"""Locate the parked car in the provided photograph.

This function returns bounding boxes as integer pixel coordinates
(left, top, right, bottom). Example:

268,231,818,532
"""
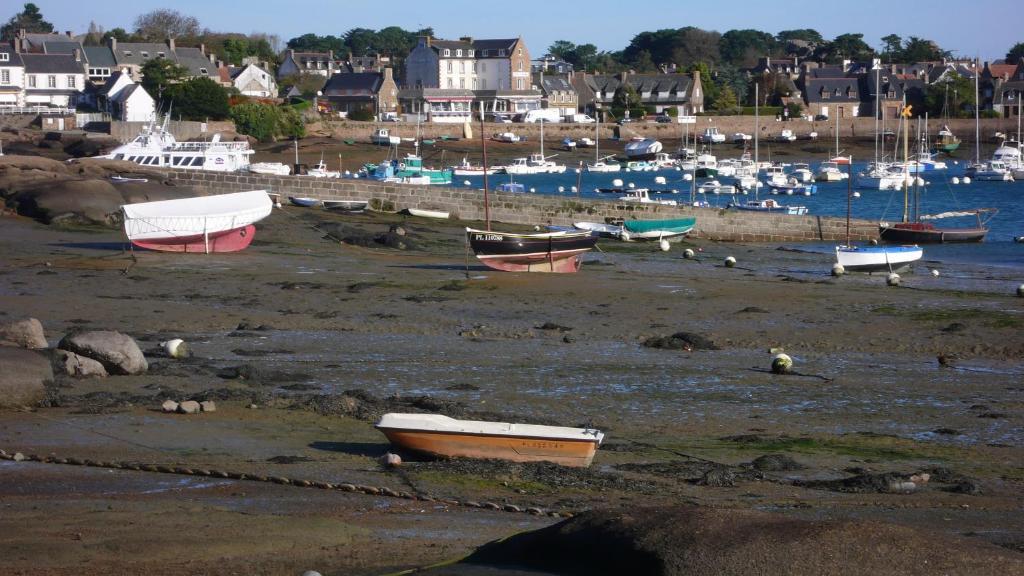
521,109,563,123
616,117,634,125
655,115,673,123
565,113,596,123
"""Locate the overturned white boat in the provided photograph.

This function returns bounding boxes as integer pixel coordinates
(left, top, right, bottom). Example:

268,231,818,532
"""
121,190,273,253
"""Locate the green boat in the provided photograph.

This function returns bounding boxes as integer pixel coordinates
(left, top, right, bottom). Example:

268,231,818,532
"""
365,154,453,185
934,126,961,153
621,217,696,241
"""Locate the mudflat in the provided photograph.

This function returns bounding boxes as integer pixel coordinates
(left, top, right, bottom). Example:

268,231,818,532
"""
0,203,1022,575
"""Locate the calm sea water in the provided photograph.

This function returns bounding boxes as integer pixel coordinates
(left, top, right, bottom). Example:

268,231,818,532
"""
453,160,1023,270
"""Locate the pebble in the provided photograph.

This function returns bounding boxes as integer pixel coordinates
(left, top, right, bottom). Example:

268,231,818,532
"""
382,452,402,467
302,571,323,576
199,400,217,413
13,452,25,462
177,400,201,414
161,400,179,413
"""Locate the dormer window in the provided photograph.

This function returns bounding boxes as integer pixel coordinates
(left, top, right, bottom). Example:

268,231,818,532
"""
0,53,8,62
157,52,165,58
498,49,506,57
200,67,208,75
482,49,489,57
124,50,132,56
468,49,474,57
456,49,462,57
141,51,149,58
443,49,450,57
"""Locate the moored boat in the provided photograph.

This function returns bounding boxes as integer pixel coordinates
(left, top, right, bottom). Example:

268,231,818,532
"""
728,198,807,215
323,199,369,212
248,162,291,176
466,227,597,273
121,190,272,253
620,217,696,241
835,244,922,272
375,413,604,467
289,196,320,207
405,208,450,219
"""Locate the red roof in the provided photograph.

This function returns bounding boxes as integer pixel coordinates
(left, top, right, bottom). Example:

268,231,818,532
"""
988,64,1016,79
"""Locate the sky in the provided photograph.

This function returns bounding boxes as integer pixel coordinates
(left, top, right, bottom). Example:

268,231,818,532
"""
15,0,1020,61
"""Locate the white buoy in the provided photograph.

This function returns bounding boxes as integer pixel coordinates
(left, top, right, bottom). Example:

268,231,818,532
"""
161,338,191,359
887,273,901,286
831,263,845,276
963,176,971,184
915,177,925,186
463,180,471,186
529,187,536,193
1016,284,1024,297
853,191,861,198
625,167,632,172
628,182,636,189
574,168,581,174
724,256,736,268
655,176,666,185
683,248,695,259
771,353,793,374
659,239,670,252
344,170,351,176
570,186,578,193
612,178,623,187
953,160,959,165
931,269,940,277
353,173,360,179
951,177,960,184
683,174,693,181
804,190,811,196
675,166,682,171
742,190,748,195
558,186,565,193
302,571,323,576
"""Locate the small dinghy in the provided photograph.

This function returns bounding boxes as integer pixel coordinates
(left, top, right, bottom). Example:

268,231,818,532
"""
323,199,369,212
289,196,321,207
121,190,272,253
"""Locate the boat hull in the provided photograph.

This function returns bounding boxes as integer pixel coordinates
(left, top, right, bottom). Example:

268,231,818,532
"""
131,225,257,253
879,223,987,244
835,245,922,272
467,228,597,273
289,197,321,207
378,428,600,467
323,200,368,212
622,217,696,240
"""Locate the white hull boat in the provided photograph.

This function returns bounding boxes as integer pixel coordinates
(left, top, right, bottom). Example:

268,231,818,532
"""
121,190,272,253
835,244,922,273
248,162,291,176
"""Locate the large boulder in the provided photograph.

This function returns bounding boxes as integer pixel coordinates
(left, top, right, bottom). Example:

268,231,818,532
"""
58,330,147,375
467,506,1024,576
0,317,48,349
0,347,52,408
12,179,124,226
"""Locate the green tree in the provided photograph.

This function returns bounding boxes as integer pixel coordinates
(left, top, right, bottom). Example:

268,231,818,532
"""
167,77,229,121
549,40,575,59
230,101,278,141
924,72,975,118
901,37,945,62
1007,42,1024,63
286,33,345,54
719,29,777,67
343,28,377,55
221,37,250,65
140,58,189,100
713,84,739,112
818,33,876,64
777,29,824,45
611,83,644,118
630,49,657,72
881,34,902,62
102,27,131,44
670,27,721,68
1,3,54,41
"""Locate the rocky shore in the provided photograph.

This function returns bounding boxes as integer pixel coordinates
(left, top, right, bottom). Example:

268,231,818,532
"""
1,141,1023,574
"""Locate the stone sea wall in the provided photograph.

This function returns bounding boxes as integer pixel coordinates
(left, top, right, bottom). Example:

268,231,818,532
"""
163,169,878,243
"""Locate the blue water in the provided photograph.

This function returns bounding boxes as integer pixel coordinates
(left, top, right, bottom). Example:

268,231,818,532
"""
453,160,1023,268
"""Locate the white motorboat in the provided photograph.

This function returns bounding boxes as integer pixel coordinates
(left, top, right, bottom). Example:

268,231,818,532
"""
100,116,253,172
836,244,922,273
307,160,341,178
729,198,807,215
697,180,738,195
966,161,1015,181
452,157,502,176
816,161,847,182
371,128,401,146
790,163,814,183
248,162,291,176
624,137,663,159
587,158,622,173
856,163,911,190
774,129,796,142
618,188,678,205
492,131,522,143
700,127,726,144
506,153,566,175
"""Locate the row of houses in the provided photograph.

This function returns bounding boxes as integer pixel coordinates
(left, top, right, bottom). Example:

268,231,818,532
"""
0,30,279,120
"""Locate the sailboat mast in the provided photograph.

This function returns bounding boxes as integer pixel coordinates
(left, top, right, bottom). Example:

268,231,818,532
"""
754,83,759,201
902,102,910,223
595,112,600,163
540,119,545,158
975,57,980,165
480,103,490,230
846,155,852,246
874,66,880,164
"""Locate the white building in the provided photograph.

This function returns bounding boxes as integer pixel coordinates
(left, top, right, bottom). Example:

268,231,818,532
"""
0,47,26,107
226,63,277,98
20,52,86,108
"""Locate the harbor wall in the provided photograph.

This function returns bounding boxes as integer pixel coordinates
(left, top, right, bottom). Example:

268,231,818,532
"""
313,117,1017,146
162,169,879,243
109,120,238,143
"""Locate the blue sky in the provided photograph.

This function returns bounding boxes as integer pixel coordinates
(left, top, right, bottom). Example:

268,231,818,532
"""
18,0,1019,61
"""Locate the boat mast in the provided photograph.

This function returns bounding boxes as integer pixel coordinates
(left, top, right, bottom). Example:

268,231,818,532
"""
754,83,759,201
902,102,911,223
834,108,839,158
595,111,600,164
975,57,980,165
874,65,880,164
540,118,545,158
846,155,852,246
480,101,490,230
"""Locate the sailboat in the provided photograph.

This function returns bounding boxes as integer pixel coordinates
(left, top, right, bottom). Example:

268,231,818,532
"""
933,82,961,153
505,119,566,174
466,106,596,273
836,156,923,272
587,114,621,172
817,114,849,181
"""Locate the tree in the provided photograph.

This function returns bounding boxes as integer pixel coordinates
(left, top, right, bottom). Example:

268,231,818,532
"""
1,3,54,41
102,27,131,44
230,101,304,141
1007,42,1024,63
714,63,749,107
83,21,104,46
777,29,824,45
719,29,777,67
901,37,945,62
881,34,902,62
670,27,721,69
924,72,975,118
549,40,575,59
167,77,229,121
343,28,377,55
134,9,200,41
713,84,739,112
140,58,189,100
611,83,644,118
818,33,876,64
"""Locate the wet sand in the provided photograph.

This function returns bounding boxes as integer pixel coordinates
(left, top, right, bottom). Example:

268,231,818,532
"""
0,204,1022,574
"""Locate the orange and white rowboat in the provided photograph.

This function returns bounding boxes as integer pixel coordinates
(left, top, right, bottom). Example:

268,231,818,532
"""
375,413,604,467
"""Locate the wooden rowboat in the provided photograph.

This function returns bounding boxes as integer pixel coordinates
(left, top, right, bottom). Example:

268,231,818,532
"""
289,196,321,207
121,190,272,253
466,227,598,273
405,208,450,219
375,413,604,467
323,199,369,212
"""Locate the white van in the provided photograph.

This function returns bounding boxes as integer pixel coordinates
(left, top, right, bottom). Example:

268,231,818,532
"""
521,109,563,123
565,114,596,123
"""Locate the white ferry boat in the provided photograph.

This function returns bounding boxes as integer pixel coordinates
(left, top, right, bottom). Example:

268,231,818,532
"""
99,117,253,172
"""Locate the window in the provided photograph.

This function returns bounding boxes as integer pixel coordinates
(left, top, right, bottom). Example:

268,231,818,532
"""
472,77,477,89
67,75,75,88
518,48,522,55
460,78,465,88
0,70,8,84
48,75,56,88
516,78,523,90
141,51,149,58
0,53,8,62
447,78,453,88
482,49,489,57
459,61,464,73
468,49,474,57
481,62,486,72
124,51,132,56
443,49,450,57
447,61,452,73
157,52,165,58
200,68,208,75
28,75,36,88
499,49,506,57
456,49,462,57
517,60,523,71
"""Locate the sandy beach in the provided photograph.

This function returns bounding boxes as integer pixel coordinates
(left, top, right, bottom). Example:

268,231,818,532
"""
1,178,1022,575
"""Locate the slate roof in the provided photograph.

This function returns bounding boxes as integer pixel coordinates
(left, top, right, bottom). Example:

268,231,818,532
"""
111,83,149,103
538,75,574,93
994,81,1024,105
867,73,925,101
111,43,174,66
0,48,24,67
585,73,693,102
424,38,519,59
97,70,128,96
42,41,85,56
806,67,847,79
20,53,84,74
323,72,381,97
805,78,861,103
83,46,116,68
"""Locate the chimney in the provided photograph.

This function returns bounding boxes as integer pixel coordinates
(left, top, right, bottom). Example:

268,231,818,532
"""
65,30,72,38
200,43,206,55
383,67,393,81
73,48,81,62
168,38,175,52
108,36,117,52
460,36,473,44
